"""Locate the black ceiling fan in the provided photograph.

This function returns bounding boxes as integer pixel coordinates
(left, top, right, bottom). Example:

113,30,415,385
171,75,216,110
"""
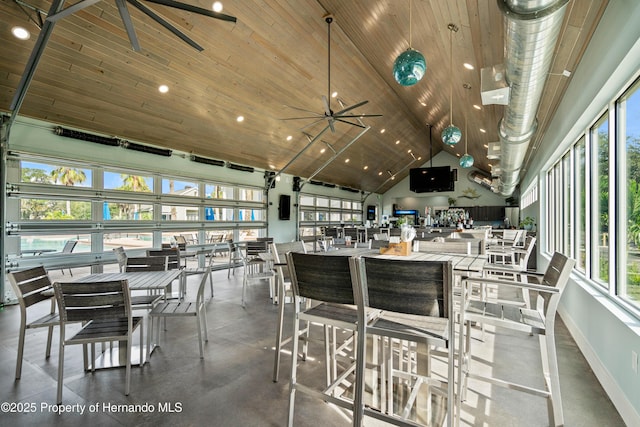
282,14,381,133
45,0,237,52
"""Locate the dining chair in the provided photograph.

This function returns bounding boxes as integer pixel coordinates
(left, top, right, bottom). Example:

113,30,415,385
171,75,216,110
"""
7,266,60,380
285,251,363,426
415,239,471,255
460,252,575,427
349,256,456,426
270,241,306,382
113,246,128,272
241,248,275,307
53,279,143,404
125,256,167,309
182,248,215,298
147,248,184,298
147,266,211,360
59,240,78,276
227,239,244,278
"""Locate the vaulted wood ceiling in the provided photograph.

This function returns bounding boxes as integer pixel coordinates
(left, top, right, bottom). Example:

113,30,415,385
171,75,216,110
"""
0,0,607,193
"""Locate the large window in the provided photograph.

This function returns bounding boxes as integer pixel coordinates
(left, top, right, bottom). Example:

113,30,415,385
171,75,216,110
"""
618,78,640,304
546,75,640,311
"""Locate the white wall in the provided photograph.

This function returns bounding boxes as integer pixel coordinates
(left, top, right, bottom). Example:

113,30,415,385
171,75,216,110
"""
520,1,640,424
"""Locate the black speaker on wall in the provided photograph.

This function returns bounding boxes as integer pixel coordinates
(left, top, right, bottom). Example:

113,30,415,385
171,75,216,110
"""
279,194,291,220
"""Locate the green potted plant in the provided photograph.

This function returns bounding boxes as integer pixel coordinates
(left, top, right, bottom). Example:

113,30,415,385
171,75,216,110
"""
520,216,535,231
448,197,456,207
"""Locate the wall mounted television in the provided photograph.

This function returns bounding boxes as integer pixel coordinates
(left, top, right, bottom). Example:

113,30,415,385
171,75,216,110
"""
409,166,455,193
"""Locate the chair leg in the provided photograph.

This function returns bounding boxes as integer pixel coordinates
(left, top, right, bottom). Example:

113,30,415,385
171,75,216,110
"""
147,315,153,362
196,313,204,358
139,318,144,367
353,326,366,427
45,325,54,359
541,332,564,426
209,271,214,298
57,335,65,404
287,310,302,427
125,334,131,396
15,323,26,380
273,279,286,382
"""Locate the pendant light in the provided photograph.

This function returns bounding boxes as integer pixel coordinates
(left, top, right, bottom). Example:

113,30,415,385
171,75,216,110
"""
442,23,461,145
460,83,474,167
459,119,474,167
392,0,426,86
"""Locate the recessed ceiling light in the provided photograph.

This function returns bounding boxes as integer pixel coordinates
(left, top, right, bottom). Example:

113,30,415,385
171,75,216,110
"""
391,176,395,180
212,1,223,12
407,149,412,153
456,153,460,157
158,84,169,93
395,140,400,145
320,148,326,153
483,144,488,148
363,165,368,170
12,26,30,40
417,156,422,160
331,91,338,98
463,63,474,70
269,164,276,169
286,135,292,141
473,104,481,110
420,101,427,107
378,171,383,176
236,115,244,122
479,128,486,133
345,158,350,163
380,129,386,134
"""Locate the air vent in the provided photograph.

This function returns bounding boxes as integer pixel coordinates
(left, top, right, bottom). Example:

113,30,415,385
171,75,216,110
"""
467,170,493,191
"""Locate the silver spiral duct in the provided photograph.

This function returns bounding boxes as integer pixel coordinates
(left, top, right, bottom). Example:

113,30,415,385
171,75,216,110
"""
497,0,569,196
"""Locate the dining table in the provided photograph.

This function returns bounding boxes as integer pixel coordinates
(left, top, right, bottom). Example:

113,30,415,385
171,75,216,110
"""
70,269,183,369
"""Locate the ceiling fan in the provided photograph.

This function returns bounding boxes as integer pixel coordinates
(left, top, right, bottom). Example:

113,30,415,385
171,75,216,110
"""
44,0,237,52
282,14,381,133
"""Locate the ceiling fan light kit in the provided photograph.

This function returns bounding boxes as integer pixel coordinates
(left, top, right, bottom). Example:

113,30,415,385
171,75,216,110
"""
393,0,426,86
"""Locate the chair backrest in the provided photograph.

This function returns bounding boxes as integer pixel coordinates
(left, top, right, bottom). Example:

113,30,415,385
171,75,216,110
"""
62,240,77,254
54,280,130,322
270,241,306,283
195,266,212,306
352,257,453,319
539,252,575,314
415,240,471,255
369,239,389,250
147,248,180,270
287,252,354,305
113,247,128,272
174,235,188,245
444,237,484,255
246,240,269,258
125,256,167,272
520,236,537,267
8,266,54,310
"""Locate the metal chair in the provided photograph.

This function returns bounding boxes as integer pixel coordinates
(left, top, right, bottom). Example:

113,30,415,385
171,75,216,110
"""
350,256,456,426
182,248,215,298
270,241,307,382
125,256,167,309
59,240,78,276
148,266,211,360
460,252,576,427
285,251,363,426
7,266,60,380
53,279,143,404
113,246,128,272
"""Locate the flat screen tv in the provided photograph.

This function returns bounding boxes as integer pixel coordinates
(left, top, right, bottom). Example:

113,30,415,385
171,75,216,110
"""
409,166,455,193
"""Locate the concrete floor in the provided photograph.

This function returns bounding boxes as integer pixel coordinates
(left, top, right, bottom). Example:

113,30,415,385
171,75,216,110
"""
0,261,625,426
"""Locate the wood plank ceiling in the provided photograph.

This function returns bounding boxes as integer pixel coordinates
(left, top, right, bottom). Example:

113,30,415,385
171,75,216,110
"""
0,0,607,194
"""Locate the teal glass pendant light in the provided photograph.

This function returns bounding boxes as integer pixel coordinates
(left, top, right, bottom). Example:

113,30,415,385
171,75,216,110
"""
393,0,426,86
460,153,474,168
442,23,461,146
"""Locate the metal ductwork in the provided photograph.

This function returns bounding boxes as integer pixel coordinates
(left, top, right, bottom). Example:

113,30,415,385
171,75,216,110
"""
496,0,569,196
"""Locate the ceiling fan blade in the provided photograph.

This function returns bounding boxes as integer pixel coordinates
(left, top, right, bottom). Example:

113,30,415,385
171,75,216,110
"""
299,118,326,131
283,104,323,116
328,117,336,133
335,114,383,119
127,0,204,51
281,116,324,121
144,0,237,22
46,0,102,22
334,100,368,116
335,118,367,129
116,0,141,51
322,95,332,117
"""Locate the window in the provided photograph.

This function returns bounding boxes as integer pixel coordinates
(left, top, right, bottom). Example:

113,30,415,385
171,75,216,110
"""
104,171,152,192
162,178,198,197
104,202,153,220
575,137,587,271
592,113,610,287
22,161,92,187
618,78,640,304
20,199,91,220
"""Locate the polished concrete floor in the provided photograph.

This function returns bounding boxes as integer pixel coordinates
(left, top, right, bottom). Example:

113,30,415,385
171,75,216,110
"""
0,261,626,426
